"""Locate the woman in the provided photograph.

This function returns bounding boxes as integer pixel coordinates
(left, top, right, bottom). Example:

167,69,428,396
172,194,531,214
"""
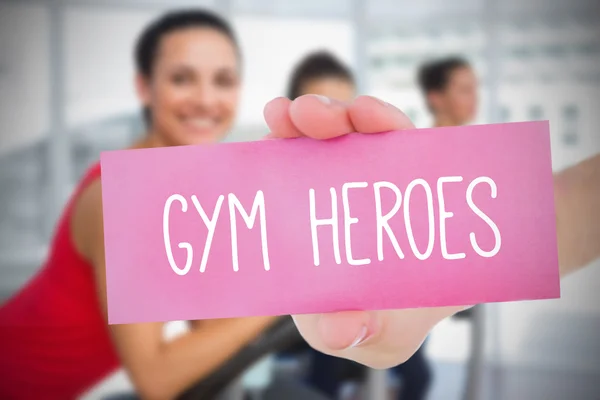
416,56,478,127
0,8,419,400
287,50,356,102
0,10,277,400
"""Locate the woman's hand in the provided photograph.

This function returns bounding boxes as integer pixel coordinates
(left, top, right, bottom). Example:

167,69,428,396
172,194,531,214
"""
263,94,469,369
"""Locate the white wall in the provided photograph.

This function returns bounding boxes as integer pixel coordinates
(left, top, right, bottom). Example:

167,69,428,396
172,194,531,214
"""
64,7,162,127
0,3,50,155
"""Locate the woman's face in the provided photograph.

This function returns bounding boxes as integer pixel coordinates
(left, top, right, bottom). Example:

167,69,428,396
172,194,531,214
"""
433,66,478,125
137,27,240,146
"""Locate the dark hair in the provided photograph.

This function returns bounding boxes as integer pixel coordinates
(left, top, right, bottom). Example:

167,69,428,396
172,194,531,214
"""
417,56,470,95
287,51,354,100
134,9,240,125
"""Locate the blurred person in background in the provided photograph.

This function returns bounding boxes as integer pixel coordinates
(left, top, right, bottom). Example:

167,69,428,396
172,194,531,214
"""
287,50,356,103
283,51,362,400
284,50,433,400
417,56,479,328
417,56,478,127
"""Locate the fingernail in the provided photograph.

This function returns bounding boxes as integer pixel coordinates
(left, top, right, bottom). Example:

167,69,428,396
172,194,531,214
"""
349,325,369,348
371,96,391,107
312,94,331,105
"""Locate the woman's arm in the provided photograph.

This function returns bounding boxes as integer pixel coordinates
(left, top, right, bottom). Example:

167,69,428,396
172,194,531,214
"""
554,153,600,277
71,179,276,400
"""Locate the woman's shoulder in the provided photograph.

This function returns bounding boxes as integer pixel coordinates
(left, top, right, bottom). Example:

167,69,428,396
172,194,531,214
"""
72,161,104,212
80,161,102,186
69,161,103,204
67,161,105,265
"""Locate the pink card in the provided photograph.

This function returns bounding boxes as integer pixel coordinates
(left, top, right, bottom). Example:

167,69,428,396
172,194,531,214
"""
100,121,560,324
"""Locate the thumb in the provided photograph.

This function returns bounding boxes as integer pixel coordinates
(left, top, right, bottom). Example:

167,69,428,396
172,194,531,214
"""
316,311,381,350
292,310,383,355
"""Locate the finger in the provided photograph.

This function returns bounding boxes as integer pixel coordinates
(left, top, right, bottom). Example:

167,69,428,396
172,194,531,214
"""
263,97,304,139
317,311,381,351
288,94,354,140
293,305,466,369
292,311,381,354
348,95,415,133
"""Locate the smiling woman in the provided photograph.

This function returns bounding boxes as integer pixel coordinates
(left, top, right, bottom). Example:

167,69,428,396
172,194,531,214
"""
134,11,242,146
0,9,277,400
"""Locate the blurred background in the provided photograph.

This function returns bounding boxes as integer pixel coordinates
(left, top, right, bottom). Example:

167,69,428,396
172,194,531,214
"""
0,0,599,399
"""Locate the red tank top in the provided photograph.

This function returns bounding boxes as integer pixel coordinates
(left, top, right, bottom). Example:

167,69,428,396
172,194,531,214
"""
0,162,120,399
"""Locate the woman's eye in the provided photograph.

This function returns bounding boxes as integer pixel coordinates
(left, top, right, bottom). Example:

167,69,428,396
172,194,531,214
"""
172,73,192,85
216,74,237,88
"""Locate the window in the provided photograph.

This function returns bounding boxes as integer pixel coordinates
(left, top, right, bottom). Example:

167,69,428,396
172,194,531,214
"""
543,44,567,59
395,55,413,67
405,108,419,124
499,106,511,122
0,3,51,264
562,104,579,146
371,56,386,69
510,46,534,60
578,41,600,56
427,27,442,39
528,105,544,121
